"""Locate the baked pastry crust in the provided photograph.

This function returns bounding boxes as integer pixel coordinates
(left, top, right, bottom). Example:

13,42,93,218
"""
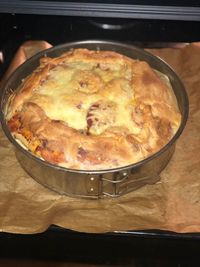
6,48,181,170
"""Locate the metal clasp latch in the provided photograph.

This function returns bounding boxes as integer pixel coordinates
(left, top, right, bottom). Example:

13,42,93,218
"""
100,172,129,197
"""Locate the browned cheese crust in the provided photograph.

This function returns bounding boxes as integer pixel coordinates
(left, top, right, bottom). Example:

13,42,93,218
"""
6,48,181,170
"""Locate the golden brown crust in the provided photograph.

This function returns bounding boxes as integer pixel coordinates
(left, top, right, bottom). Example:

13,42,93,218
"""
6,48,181,170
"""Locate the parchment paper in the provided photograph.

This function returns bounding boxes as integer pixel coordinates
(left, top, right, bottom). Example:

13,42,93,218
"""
0,41,200,234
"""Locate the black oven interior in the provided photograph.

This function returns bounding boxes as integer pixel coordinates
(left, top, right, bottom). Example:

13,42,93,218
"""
0,0,200,79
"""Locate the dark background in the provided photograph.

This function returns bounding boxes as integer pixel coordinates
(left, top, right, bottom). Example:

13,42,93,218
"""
1,13,200,79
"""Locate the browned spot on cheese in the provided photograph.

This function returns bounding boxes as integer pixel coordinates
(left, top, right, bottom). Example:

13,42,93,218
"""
154,117,172,140
7,114,21,132
77,147,104,165
86,101,116,135
126,134,140,152
142,70,157,86
39,148,65,164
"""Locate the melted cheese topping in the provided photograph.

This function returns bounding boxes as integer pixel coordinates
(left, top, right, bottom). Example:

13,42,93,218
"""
29,60,139,135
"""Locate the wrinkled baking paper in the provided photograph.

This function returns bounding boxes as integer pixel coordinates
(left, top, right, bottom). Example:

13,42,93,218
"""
0,41,200,234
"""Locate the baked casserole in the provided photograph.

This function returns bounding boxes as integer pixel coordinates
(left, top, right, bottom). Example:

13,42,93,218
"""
5,48,181,170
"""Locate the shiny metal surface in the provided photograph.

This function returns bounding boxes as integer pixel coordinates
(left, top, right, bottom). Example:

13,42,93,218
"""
0,40,189,199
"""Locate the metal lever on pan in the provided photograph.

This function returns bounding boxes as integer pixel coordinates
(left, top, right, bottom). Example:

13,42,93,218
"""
100,172,129,197
101,173,160,198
